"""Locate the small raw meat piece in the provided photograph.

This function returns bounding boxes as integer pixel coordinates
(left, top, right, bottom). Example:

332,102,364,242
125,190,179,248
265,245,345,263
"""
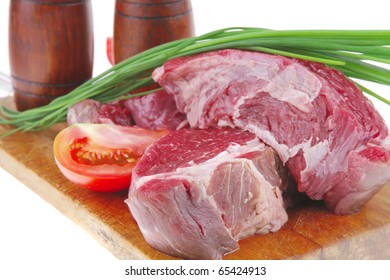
122,89,188,131
152,49,390,215
126,128,290,259
67,100,100,125
67,99,133,126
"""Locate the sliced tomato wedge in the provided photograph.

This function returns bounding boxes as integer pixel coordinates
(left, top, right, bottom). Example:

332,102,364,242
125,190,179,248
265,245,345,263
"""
53,123,168,192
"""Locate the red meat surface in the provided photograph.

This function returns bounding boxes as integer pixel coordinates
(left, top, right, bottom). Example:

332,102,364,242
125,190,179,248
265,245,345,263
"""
126,128,289,259
152,49,390,215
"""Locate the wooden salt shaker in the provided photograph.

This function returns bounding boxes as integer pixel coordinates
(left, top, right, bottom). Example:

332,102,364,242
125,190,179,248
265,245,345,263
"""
113,0,195,63
9,0,94,111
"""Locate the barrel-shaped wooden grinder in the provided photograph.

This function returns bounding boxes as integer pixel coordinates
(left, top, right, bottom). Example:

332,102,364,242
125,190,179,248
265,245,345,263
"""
113,0,195,63
9,0,94,111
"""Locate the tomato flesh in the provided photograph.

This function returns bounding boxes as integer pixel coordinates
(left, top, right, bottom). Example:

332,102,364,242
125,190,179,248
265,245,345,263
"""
53,123,168,192
69,137,137,166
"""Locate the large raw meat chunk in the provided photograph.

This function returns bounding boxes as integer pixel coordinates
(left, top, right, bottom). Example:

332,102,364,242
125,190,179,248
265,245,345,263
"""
126,128,290,259
152,49,390,215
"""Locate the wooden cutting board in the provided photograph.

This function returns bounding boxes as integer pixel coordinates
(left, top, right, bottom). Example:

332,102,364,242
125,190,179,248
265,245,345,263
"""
1,96,390,260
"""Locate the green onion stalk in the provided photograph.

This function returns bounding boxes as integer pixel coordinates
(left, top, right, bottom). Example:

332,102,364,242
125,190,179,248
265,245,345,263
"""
1,27,390,137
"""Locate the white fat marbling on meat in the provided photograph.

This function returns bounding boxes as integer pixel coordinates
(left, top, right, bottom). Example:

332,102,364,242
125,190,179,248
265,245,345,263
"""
358,161,390,189
382,135,390,147
231,119,290,163
302,140,330,172
151,65,164,81
234,159,287,237
232,90,320,165
217,119,235,128
262,64,321,113
157,55,321,128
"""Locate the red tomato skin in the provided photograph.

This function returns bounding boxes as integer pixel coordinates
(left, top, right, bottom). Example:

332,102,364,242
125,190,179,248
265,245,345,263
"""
54,157,132,192
106,37,115,66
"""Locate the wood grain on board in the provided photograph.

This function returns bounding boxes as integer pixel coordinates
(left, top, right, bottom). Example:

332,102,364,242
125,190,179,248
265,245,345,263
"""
1,96,389,260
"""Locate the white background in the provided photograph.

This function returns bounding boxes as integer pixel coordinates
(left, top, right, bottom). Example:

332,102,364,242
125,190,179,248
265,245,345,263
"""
1,0,390,279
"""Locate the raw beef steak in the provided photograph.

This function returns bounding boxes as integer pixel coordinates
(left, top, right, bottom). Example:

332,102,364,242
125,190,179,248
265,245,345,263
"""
126,128,290,259
152,49,390,215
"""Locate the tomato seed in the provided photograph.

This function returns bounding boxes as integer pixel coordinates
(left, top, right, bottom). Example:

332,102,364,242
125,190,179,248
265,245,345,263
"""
70,138,138,166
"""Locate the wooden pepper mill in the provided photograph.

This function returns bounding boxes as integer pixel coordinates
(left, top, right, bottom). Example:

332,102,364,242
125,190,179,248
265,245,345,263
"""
9,0,94,111
113,0,195,64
